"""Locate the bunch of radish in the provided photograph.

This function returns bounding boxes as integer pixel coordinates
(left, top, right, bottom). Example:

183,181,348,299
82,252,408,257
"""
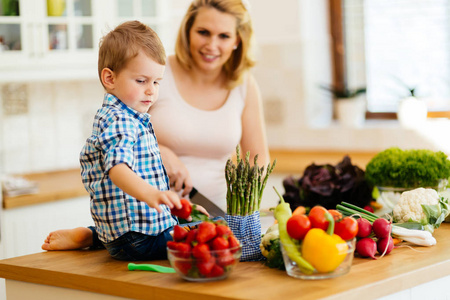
355,217,394,259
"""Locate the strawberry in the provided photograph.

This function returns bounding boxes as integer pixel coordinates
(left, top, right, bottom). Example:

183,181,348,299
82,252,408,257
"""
216,250,235,267
166,241,178,250
174,261,192,275
211,236,229,251
185,228,198,246
174,242,191,259
196,222,217,244
216,224,232,237
208,264,225,278
228,235,240,253
171,198,192,219
173,225,188,242
192,243,212,261
213,219,228,226
197,257,215,276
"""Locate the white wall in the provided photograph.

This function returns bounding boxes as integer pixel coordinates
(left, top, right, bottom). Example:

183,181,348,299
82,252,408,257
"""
1,0,450,176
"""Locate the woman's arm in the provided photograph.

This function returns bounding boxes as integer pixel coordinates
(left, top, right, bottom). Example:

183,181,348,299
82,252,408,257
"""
158,145,193,197
109,163,182,212
240,74,270,166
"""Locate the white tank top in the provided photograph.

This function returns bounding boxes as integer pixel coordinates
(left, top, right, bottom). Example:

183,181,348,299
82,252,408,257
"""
149,60,247,211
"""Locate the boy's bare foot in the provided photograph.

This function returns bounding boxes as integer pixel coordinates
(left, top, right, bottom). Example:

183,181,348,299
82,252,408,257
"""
41,227,94,251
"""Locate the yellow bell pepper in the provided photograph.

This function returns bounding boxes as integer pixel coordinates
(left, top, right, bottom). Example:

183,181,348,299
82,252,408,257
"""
302,213,348,273
273,187,315,274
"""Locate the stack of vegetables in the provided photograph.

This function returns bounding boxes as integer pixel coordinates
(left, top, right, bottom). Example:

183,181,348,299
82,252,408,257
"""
337,196,447,249
261,188,358,272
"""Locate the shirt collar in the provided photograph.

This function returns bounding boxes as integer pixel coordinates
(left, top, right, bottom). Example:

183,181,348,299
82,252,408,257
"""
103,93,151,126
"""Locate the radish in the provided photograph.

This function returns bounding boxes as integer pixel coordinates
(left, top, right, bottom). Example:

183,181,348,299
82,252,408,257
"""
356,237,377,259
356,218,372,238
372,218,392,239
377,236,394,255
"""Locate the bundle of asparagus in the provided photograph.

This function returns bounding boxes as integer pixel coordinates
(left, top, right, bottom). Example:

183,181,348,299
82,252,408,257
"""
225,146,276,216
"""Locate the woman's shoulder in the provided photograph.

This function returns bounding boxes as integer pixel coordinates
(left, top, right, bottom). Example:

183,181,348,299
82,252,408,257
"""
233,71,257,101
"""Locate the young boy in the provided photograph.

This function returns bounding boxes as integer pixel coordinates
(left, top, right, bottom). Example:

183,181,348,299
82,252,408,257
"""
54,21,181,261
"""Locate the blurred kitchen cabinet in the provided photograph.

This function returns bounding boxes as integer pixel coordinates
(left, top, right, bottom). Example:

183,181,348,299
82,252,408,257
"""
0,0,101,82
0,196,93,259
0,0,187,83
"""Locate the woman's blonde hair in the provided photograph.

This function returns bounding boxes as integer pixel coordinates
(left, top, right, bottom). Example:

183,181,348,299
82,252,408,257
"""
175,0,255,88
98,20,166,88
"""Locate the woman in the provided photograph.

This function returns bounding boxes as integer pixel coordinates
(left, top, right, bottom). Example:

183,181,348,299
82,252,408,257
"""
150,0,269,210
42,0,269,251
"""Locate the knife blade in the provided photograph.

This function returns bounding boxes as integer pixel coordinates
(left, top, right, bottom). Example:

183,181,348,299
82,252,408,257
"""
189,187,225,218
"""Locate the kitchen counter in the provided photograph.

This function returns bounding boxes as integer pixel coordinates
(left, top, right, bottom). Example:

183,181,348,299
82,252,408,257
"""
2,224,450,300
2,169,87,209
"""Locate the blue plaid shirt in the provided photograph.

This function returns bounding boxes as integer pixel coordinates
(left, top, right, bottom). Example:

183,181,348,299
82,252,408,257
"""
80,93,177,243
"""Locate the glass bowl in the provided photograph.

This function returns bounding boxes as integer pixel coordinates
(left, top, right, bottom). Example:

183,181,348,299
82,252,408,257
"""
167,245,242,281
280,238,355,280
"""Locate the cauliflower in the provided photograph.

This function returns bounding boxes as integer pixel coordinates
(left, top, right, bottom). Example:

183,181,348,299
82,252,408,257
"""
393,188,449,233
260,224,284,269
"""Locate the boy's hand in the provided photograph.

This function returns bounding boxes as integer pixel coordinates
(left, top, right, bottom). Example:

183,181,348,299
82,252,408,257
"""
147,190,182,213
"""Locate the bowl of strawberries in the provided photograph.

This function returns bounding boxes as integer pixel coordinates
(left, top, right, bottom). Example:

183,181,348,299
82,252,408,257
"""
167,220,242,281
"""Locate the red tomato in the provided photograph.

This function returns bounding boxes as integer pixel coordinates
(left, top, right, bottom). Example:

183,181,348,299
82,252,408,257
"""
171,198,192,219
308,206,329,231
334,217,358,240
286,214,311,240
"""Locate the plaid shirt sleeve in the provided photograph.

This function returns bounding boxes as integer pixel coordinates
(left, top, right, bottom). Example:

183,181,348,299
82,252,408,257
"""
98,114,137,174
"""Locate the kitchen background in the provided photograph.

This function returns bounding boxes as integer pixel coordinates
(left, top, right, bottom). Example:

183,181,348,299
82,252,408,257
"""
0,0,450,297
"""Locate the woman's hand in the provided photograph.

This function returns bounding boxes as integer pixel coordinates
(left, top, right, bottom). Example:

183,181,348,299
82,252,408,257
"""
158,145,193,197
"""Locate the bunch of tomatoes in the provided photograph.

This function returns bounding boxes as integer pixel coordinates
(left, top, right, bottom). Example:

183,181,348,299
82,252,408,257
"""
286,205,358,241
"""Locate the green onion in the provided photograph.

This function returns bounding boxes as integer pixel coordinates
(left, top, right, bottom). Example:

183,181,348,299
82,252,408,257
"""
336,202,379,223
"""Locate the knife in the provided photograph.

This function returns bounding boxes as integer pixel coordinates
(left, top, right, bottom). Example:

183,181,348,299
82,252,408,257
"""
189,187,225,218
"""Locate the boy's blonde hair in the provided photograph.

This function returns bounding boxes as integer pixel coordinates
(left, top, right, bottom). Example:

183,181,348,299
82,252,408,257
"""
98,21,166,88
175,0,255,89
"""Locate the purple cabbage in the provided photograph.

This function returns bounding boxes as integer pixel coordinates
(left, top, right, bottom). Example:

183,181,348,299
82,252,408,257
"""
282,156,373,211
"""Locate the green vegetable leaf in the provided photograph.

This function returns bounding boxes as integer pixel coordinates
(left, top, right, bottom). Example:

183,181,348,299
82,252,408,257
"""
421,197,450,231
178,205,210,224
264,238,285,270
365,148,450,188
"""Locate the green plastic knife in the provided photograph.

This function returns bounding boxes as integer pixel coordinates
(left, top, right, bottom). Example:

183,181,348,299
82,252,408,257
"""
128,263,176,273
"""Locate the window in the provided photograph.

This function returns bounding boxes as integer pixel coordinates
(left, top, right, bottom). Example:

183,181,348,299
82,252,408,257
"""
331,0,450,117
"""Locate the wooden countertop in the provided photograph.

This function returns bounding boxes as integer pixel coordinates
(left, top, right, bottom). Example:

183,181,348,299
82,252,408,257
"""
2,150,376,210
2,224,450,300
2,169,88,209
